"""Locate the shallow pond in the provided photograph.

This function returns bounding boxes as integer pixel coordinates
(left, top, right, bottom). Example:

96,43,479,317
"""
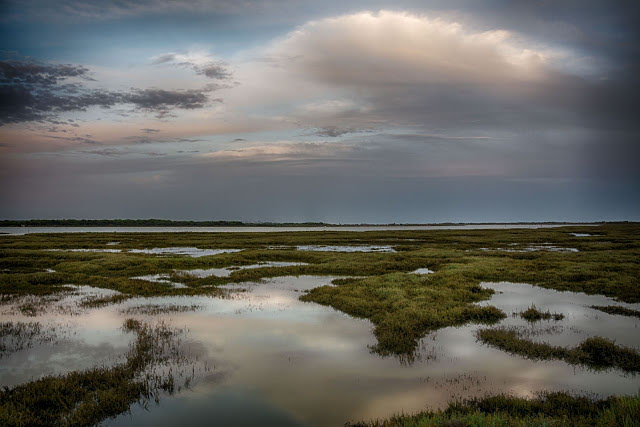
1,277,638,426
295,245,395,253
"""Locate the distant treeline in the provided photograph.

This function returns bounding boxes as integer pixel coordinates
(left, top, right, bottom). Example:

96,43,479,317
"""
0,219,331,227
0,219,622,227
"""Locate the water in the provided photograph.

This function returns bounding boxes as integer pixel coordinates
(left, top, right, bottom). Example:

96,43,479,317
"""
48,247,242,257
295,245,395,252
179,262,309,278
0,224,593,235
1,277,637,426
127,247,242,257
479,244,579,253
412,268,435,274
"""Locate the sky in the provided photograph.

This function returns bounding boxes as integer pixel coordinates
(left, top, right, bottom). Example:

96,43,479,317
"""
0,0,639,223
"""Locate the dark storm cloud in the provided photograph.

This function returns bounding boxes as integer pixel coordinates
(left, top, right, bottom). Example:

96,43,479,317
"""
0,59,217,124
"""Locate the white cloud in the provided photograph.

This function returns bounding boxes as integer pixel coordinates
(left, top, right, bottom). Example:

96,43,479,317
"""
264,10,560,88
200,141,356,161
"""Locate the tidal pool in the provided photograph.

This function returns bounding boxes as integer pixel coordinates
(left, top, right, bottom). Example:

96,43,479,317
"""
479,244,579,253
127,247,243,257
412,268,435,274
48,247,243,257
295,245,395,252
179,262,309,278
1,277,638,426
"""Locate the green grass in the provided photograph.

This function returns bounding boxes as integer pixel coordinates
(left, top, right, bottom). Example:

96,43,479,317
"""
301,272,505,357
1,223,639,356
79,294,131,309
477,327,640,373
122,303,202,315
0,224,639,424
350,391,640,426
519,305,564,322
591,305,640,319
0,319,187,426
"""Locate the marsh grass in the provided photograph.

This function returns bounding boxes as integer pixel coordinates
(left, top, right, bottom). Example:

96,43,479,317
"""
0,224,639,424
477,327,640,373
301,272,506,358
519,304,564,322
0,319,193,426
78,294,131,309
6,294,67,317
122,303,202,315
591,305,640,319
0,321,60,357
1,223,638,356
349,391,640,426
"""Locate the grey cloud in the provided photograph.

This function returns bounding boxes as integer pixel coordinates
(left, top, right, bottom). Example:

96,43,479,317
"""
122,88,208,111
198,64,232,80
140,128,160,134
269,11,639,138
0,60,91,85
152,53,233,81
2,0,291,21
80,148,167,157
0,60,218,124
45,134,99,145
313,126,368,137
151,53,177,65
3,135,636,222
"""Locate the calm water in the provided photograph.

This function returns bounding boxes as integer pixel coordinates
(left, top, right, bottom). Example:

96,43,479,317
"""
0,224,592,235
1,276,638,426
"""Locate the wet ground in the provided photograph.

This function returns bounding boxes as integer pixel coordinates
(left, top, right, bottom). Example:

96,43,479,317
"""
1,275,638,426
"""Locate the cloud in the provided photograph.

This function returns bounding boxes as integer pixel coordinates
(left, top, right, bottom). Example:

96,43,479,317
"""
79,148,167,157
151,51,232,80
122,88,209,111
247,10,638,135
0,60,91,85
0,59,219,125
267,11,555,88
2,0,286,21
201,141,356,162
43,134,100,145
312,126,368,137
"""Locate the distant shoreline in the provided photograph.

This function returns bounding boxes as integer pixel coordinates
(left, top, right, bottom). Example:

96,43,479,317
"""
0,219,632,227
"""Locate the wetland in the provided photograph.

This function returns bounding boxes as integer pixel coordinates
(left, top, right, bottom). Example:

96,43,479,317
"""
0,223,639,425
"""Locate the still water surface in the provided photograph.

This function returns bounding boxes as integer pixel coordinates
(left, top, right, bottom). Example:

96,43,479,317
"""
1,276,637,426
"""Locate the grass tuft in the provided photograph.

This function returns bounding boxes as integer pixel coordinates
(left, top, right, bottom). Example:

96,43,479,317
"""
348,391,640,426
0,319,189,426
302,272,505,358
591,305,640,319
477,327,640,373
519,304,564,322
